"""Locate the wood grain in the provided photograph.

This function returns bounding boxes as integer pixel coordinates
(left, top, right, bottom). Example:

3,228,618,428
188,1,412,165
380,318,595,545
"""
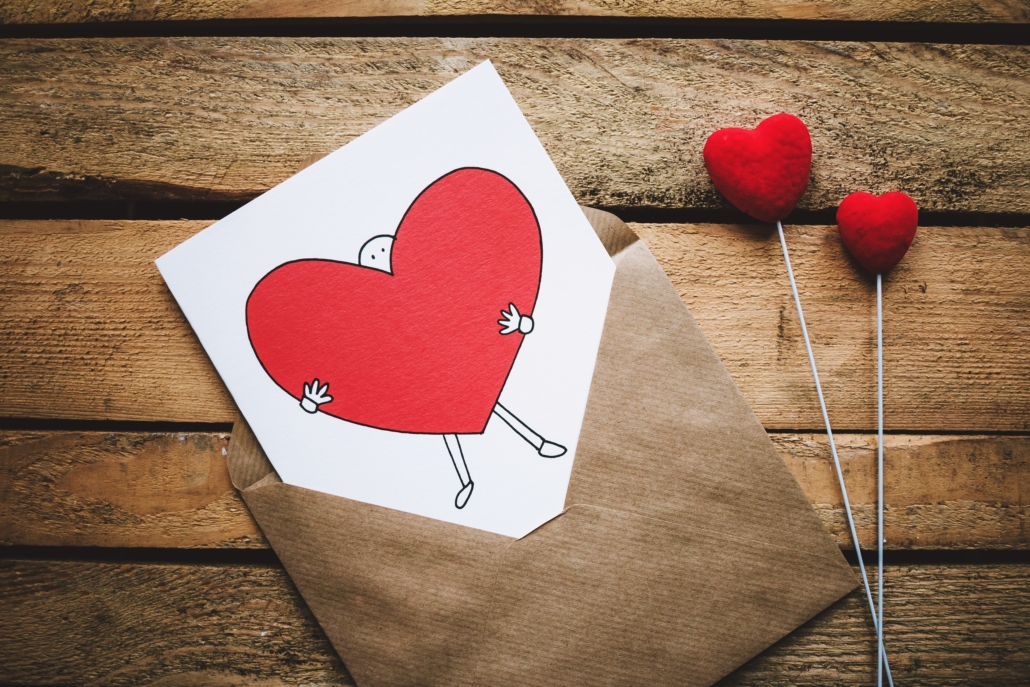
634,222,1030,433
3,430,1026,550
3,220,1027,431
2,0,1027,24
0,559,350,687
0,220,234,423
778,433,1030,550
0,430,265,548
2,38,1030,214
722,563,1030,686
1,559,1028,686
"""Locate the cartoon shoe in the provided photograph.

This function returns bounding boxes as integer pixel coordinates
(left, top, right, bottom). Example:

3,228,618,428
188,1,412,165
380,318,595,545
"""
538,440,567,458
455,481,474,509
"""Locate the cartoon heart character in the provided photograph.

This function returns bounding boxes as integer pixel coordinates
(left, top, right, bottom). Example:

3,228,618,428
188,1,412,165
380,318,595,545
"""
246,168,566,509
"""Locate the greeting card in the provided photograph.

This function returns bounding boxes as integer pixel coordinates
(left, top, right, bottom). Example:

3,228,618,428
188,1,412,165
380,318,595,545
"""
157,62,616,538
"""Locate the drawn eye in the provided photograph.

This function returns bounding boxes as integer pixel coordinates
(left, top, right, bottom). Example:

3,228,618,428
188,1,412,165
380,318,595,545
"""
371,255,376,259
381,248,385,252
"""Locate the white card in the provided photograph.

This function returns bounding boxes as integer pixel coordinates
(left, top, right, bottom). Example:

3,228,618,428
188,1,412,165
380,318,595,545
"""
157,62,615,538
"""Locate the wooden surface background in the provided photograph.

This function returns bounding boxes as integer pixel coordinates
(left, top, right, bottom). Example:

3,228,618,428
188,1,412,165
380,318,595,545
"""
2,0,1029,24
1,3,1029,686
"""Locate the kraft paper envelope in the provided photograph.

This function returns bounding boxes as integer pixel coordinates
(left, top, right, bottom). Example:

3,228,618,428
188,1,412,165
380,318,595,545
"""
227,206,857,687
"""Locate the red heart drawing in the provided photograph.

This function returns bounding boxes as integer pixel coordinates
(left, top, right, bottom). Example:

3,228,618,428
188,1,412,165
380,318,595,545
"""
703,113,812,223
836,191,918,273
246,168,543,435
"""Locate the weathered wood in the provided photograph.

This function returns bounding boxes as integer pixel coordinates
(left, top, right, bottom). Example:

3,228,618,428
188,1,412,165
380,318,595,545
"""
2,0,1027,24
1,559,1028,685
723,564,1030,686
3,220,1028,431
2,38,1029,214
778,433,1030,551
634,222,1030,433
0,430,265,548
0,220,234,423
0,559,351,687
2,430,1026,550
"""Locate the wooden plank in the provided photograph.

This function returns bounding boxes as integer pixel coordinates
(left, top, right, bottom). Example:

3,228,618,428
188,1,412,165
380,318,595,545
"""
723,564,1030,686
3,430,1026,550
778,433,1030,551
0,559,350,687
0,430,266,548
1,559,1028,685
635,222,1030,433
0,220,234,423
3,220,1028,431
2,39,1030,214
2,0,1028,24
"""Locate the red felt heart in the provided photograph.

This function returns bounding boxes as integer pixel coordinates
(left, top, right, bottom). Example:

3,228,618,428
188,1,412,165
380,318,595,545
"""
703,113,812,223
246,168,542,435
836,191,918,273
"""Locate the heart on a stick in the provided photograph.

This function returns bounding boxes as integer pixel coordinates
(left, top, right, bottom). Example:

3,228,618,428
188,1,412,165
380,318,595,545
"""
246,167,543,435
703,113,812,222
837,191,919,273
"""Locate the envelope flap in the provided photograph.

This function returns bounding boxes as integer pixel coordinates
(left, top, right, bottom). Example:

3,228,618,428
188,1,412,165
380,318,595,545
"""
228,418,509,687
569,228,845,555
581,205,639,257
226,412,279,491
470,503,853,687
239,477,510,687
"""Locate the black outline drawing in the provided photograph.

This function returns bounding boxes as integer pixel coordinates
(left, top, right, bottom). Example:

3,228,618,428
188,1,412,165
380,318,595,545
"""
358,235,394,274
245,167,565,511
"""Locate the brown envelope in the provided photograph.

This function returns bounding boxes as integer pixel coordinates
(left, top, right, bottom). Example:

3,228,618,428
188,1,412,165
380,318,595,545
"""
227,207,857,687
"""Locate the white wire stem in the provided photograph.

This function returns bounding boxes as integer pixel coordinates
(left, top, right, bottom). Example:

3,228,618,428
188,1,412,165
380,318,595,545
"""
877,272,885,687
776,221,894,686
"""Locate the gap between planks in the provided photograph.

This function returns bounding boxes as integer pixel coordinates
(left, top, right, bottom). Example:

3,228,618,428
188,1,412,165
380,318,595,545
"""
3,17,1030,46
5,200,1030,230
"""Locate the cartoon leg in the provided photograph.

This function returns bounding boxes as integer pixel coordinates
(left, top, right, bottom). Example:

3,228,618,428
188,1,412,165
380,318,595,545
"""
492,403,567,458
443,434,474,509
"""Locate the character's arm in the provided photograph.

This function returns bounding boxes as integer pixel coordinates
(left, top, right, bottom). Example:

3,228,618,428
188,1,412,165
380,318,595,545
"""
498,303,534,335
300,379,333,413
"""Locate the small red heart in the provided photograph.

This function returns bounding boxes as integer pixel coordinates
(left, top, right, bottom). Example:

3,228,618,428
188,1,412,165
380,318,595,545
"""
703,113,812,223
836,191,918,273
246,168,542,435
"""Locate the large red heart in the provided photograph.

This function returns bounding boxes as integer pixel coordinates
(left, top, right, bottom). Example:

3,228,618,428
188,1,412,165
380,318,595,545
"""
703,113,812,223
836,191,918,273
246,168,542,435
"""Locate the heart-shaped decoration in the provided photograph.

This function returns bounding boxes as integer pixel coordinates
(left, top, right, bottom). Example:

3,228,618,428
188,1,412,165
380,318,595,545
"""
836,191,918,273
246,168,542,435
703,113,812,223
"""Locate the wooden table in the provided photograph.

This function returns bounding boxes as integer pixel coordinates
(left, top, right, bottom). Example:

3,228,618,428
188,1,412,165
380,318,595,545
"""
2,3,1029,685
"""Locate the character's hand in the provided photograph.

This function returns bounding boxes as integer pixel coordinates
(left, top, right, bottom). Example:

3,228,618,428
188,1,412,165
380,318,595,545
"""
300,379,333,413
498,303,534,335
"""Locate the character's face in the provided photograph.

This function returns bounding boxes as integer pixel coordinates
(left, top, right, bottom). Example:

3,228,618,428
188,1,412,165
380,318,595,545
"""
359,235,394,274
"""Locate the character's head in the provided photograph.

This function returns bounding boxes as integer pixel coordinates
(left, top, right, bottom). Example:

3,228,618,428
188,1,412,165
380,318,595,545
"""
359,235,394,274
